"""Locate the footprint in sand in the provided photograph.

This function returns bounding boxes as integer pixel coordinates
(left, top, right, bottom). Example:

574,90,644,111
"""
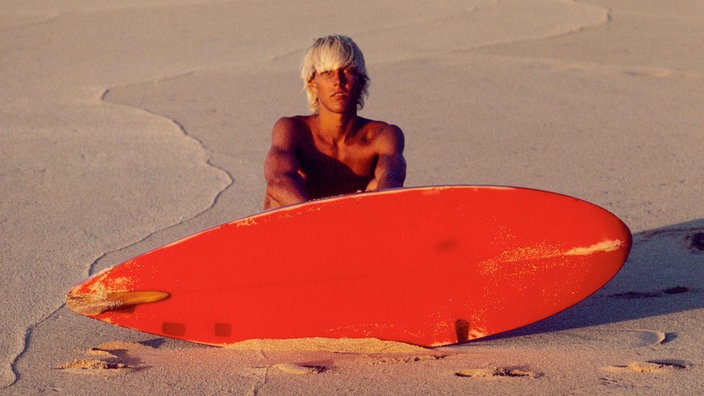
607,286,691,299
565,328,675,348
56,358,130,373
56,341,150,373
475,328,674,349
272,363,328,375
370,355,446,365
605,360,689,374
687,232,704,252
455,366,540,379
640,228,704,253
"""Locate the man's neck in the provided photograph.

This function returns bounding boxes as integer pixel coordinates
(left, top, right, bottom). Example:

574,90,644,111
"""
316,109,358,143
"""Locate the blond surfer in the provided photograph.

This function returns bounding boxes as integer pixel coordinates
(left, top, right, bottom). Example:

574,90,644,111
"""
264,35,406,209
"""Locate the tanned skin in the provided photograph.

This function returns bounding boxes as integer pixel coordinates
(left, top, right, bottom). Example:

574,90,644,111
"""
264,66,406,209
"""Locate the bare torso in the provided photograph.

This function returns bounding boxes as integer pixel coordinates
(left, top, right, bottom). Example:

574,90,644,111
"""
263,114,405,209
295,115,378,198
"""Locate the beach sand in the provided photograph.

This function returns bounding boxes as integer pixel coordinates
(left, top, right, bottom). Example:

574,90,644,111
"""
2,0,703,394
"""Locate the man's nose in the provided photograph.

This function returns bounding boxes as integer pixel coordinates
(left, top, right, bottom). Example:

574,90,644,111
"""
334,70,346,85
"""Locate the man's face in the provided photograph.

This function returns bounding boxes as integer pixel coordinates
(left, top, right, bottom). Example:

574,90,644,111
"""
311,66,360,114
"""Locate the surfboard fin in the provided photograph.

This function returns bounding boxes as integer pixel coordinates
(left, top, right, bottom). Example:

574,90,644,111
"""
455,319,470,343
66,290,170,316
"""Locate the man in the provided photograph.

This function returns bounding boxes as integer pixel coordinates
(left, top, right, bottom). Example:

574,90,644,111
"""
263,35,406,209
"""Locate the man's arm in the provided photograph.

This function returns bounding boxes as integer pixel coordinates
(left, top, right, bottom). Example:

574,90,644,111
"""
263,118,309,209
366,124,406,192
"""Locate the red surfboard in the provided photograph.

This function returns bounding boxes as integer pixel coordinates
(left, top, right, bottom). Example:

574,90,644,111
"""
66,186,631,347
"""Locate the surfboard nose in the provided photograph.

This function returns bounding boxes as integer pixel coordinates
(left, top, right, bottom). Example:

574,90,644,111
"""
66,289,170,316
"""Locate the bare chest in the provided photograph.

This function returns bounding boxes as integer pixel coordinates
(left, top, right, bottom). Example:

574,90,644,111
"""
318,138,376,171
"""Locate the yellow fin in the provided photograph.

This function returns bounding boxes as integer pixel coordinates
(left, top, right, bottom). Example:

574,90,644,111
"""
66,290,170,316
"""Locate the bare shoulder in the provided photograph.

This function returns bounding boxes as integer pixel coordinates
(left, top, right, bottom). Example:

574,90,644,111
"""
360,119,405,151
271,115,313,146
272,115,311,135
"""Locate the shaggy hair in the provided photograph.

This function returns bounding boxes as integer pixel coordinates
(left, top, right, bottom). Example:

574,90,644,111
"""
301,35,370,113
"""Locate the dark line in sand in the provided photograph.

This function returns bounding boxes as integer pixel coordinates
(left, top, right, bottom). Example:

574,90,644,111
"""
4,304,67,389
5,80,236,389
83,86,235,277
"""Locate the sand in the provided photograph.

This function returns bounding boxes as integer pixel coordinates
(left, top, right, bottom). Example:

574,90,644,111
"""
1,0,703,394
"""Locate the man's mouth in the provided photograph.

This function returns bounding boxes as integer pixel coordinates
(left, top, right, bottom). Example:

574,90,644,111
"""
332,91,349,97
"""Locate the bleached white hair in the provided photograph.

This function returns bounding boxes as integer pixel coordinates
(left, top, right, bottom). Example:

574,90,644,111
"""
301,35,370,113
